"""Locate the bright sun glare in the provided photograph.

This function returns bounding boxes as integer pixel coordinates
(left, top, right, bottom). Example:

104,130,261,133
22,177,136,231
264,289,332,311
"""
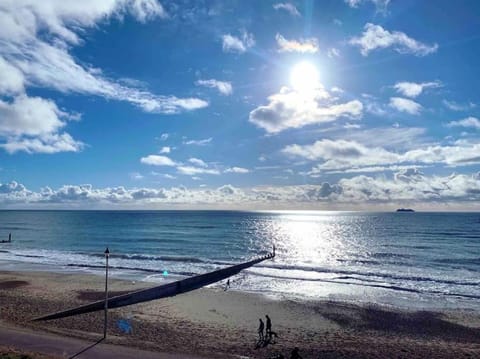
290,61,319,92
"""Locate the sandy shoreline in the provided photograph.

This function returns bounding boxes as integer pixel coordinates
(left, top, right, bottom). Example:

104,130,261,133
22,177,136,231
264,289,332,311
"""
1,270,480,358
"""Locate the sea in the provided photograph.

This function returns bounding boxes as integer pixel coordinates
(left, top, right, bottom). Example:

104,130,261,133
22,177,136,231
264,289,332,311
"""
0,210,479,310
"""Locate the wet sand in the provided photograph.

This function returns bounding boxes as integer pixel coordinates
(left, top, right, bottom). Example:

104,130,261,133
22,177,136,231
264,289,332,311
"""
1,270,480,358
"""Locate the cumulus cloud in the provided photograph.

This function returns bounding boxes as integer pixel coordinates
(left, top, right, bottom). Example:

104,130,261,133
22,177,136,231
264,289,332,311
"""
249,86,363,133
2,173,480,209
394,81,442,98
1,133,84,154
273,3,301,16
282,138,480,172
446,117,480,130
159,146,171,154
225,167,250,174
140,155,177,166
141,154,229,176
0,56,24,94
350,23,438,56
275,34,318,53
0,95,67,136
389,97,422,115
196,79,233,95
189,158,208,167
0,0,208,154
176,166,220,175
0,95,83,153
222,31,255,53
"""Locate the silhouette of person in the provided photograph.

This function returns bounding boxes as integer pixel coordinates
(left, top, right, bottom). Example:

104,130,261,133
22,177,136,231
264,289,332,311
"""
265,314,277,340
290,347,302,359
224,279,230,291
258,318,264,341
8,233,11,242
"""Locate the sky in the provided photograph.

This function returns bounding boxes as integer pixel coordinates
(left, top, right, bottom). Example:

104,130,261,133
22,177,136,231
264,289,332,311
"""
0,0,480,210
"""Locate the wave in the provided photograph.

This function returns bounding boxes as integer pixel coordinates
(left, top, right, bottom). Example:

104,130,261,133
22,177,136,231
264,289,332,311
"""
254,263,480,287
250,271,480,300
66,263,197,277
81,252,233,266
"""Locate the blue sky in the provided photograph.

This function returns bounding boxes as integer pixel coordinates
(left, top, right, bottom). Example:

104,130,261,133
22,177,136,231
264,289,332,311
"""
1,0,479,210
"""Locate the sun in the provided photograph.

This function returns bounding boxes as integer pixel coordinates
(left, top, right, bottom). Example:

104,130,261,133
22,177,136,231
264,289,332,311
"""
290,61,320,92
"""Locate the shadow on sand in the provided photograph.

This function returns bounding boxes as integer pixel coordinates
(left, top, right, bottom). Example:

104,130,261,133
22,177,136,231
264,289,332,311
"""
255,335,278,349
315,302,480,343
68,337,104,359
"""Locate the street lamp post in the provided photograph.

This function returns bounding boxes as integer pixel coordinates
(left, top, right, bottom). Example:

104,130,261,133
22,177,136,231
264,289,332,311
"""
104,247,110,339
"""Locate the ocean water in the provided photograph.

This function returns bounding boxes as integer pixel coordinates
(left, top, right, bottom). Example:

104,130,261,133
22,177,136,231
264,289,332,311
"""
0,210,479,310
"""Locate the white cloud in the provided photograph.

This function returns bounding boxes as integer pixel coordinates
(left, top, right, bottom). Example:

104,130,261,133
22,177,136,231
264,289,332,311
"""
394,81,442,98
159,133,169,141
0,95,83,153
345,0,391,14
159,146,171,154
345,127,426,149
130,172,144,180
0,1,207,114
275,34,318,53
2,172,480,209
344,122,361,129
273,3,301,16
327,48,340,58
350,23,438,56
222,31,255,53
0,95,66,136
446,117,480,130
183,137,213,146
282,138,480,172
0,0,208,153
0,56,24,94
283,139,400,170
196,79,233,95
189,158,208,167
389,97,422,115
1,133,84,154
225,167,250,174
443,100,476,112
140,155,177,166
249,86,363,133
176,166,220,176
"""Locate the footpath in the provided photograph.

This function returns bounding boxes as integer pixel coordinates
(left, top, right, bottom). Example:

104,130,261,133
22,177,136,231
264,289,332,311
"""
0,322,202,359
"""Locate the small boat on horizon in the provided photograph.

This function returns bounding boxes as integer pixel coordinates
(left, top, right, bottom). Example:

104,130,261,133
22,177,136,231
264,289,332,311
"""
396,208,415,212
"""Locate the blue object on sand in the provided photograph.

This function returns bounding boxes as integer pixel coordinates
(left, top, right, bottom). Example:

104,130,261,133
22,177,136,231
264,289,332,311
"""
117,319,132,334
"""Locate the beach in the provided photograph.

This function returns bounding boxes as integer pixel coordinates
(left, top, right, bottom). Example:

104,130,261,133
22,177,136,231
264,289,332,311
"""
1,270,480,358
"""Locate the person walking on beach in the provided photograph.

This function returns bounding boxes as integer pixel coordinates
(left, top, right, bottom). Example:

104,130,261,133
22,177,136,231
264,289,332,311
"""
258,318,265,341
265,314,277,340
224,279,230,291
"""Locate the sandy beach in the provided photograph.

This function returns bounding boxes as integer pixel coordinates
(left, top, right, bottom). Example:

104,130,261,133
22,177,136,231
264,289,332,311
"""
1,270,480,358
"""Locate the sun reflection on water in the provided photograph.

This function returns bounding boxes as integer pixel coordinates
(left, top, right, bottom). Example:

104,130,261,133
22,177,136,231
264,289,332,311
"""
250,212,365,267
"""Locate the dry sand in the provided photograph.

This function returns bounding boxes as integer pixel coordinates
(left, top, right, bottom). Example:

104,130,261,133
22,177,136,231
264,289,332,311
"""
1,270,480,358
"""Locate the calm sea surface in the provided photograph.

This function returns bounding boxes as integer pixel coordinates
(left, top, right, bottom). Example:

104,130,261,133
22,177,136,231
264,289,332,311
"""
1,210,479,310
